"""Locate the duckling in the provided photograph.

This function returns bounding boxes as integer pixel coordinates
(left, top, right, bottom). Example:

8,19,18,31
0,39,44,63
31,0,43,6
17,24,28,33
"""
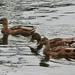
30,32,75,47
40,39,59,58
37,38,75,60
0,18,35,36
30,32,75,44
36,37,75,50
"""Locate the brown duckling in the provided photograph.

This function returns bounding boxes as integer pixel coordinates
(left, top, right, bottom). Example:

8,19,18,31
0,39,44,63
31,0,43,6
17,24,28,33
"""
37,37,66,49
30,32,75,43
37,38,63,59
0,18,35,36
37,38,75,60
30,32,75,47
36,37,75,49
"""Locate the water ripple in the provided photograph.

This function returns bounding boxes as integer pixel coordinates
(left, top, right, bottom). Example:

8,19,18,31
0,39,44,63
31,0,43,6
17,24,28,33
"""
0,0,75,74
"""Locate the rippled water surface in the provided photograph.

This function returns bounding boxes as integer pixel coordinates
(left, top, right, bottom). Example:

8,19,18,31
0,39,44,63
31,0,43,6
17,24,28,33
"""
0,0,75,75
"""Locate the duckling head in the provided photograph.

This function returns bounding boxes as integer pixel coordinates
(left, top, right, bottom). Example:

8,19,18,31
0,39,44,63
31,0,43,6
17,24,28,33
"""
37,37,49,46
29,33,41,42
0,18,8,25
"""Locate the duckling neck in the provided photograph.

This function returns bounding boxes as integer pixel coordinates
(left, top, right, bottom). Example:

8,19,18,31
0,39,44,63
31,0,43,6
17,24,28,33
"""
37,37,41,43
3,23,8,29
43,41,50,55
1,24,8,34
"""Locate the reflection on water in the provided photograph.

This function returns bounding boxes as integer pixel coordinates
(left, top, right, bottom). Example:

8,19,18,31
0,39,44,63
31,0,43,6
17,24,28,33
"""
39,55,50,67
0,34,8,45
0,0,75,75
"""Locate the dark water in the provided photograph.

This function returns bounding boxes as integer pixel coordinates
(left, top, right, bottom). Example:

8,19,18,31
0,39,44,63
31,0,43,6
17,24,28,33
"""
0,0,75,75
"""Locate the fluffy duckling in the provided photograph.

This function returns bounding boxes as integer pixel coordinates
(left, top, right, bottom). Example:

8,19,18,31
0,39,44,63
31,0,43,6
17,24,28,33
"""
36,37,75,49
30,32,75,43
37,38,75,60
30,32,75,47
0,18,35,36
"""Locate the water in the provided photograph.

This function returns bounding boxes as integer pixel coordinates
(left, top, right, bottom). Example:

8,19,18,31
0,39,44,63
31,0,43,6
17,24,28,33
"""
0,0,75,75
